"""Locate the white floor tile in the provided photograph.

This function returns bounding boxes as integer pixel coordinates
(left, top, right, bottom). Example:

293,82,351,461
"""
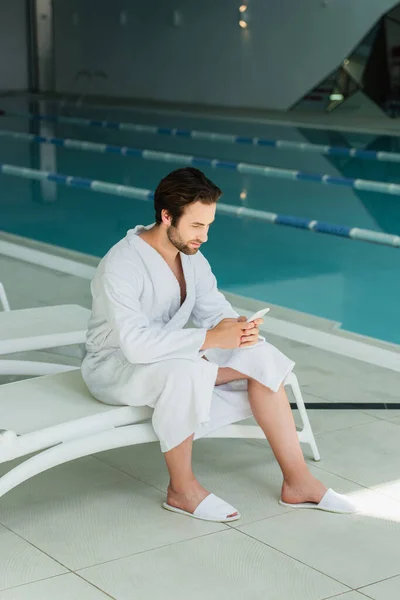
296,365,399,405
296,408,377,436
305,420,400,500
0,573,109,600
239,492,400,589
277,338,399,405
325,593,374,600
0,349,82,385
0,479,226,570
359,410,400,421
0,524,66,591
0,456,132,509
0,290,38,311
359,574,400,599
0,257,91,309
79,528,348,600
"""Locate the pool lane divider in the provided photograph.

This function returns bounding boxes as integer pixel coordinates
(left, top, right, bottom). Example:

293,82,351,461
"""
1,162,399,248
0,126,400,198
2,107,400,164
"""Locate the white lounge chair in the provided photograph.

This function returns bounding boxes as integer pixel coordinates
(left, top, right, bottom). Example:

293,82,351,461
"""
0,369,320,499
0,282,90,376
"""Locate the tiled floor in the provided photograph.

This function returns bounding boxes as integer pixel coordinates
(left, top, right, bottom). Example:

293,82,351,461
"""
1,254,400,599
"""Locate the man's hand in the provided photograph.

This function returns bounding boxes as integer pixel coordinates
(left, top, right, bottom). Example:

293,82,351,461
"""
201,316,264,350
237,315,263,348
201,318,255,350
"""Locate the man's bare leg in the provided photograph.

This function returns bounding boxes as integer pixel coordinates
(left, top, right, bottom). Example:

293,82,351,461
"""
164,433,239,517
217,367,327,504
247,379,326,504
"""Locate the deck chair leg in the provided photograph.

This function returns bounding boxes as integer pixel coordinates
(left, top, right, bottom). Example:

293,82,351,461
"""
0,282,11,311
0,423,158,499
284,372,321,461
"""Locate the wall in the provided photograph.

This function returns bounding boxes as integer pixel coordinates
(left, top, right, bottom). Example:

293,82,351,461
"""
53,0,399,111
0,0,28,92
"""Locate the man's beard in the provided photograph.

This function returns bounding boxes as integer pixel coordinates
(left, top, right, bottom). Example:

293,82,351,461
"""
167,225,200,255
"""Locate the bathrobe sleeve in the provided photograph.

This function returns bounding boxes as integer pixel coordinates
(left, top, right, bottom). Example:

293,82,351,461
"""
101,271,207,364
190,252,239,329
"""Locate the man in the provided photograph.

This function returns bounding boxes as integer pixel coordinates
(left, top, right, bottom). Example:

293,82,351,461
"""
82,167,356,522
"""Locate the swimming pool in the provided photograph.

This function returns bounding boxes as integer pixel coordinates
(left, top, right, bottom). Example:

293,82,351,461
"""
0,96,399,344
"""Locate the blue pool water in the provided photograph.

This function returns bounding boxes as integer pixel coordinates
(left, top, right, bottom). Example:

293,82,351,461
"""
0,97,399,344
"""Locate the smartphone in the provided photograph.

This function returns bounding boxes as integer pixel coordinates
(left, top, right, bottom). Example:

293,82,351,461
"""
246,307,270,322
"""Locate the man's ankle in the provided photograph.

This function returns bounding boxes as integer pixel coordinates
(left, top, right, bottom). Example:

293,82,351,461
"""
168,476,198,494
282,467,310,487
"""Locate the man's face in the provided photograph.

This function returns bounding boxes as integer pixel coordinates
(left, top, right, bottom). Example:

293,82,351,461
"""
165,201,216,255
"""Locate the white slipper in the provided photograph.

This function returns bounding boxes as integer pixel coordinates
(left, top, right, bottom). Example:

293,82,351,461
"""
162,493,241,523
279,488,358,514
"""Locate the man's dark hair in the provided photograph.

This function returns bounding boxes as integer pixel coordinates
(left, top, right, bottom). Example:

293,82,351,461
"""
154,167,222,226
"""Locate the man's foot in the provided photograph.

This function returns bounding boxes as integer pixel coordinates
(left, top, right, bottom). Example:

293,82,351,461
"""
281,474,328,505
166,480,239,518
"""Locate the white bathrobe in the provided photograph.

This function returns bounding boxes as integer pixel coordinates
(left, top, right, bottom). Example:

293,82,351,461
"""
81,224,295,452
